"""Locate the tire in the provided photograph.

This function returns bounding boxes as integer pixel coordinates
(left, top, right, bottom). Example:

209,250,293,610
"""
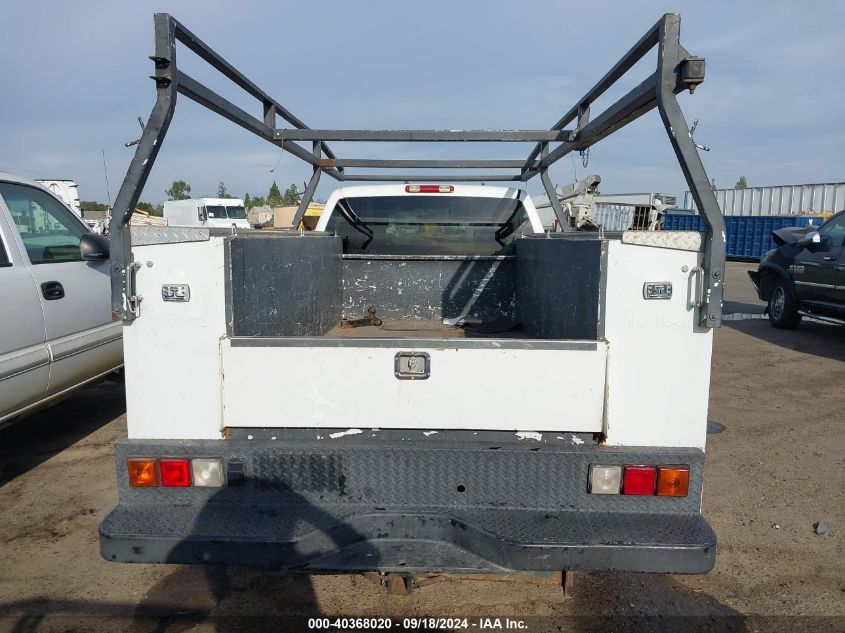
768,280,802,329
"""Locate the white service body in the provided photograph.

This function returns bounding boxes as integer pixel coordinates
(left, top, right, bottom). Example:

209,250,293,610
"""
123,185,712,450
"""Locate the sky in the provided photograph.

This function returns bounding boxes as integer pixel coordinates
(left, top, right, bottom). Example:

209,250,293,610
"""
1,1,843,206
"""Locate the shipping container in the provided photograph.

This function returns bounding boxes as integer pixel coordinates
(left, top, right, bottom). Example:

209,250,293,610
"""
664,212,826,259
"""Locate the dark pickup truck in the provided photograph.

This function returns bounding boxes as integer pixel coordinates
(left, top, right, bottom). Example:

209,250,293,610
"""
749,210,845,328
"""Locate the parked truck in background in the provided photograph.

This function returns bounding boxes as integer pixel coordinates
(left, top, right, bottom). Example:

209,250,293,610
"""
36,180,82,215
163,197,249,230
749,210,845,328
99,13,726,577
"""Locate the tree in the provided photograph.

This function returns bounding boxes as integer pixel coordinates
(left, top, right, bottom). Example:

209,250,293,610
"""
135,201,163,216
735,176,748,189
244,192,251,207
166,180,191,200
267,180,282,204
217,181,232,198
282,183,300,205
80,200,108,214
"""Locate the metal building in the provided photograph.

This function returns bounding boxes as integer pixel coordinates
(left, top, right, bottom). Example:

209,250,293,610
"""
683,182,845,216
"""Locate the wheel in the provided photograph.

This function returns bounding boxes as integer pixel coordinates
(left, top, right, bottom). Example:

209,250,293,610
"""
768,280,802,329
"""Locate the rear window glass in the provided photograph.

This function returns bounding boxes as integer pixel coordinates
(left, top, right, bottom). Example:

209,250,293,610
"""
324,195,531,255
0,237,9,266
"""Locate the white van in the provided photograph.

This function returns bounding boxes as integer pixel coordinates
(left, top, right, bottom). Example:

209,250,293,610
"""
163,198,249,230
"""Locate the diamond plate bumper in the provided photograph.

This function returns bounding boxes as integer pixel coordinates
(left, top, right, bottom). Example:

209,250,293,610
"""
100,433,716,574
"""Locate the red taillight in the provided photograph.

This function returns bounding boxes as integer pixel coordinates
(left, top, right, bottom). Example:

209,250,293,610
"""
405,184,454,193
160,459,191,487
622,465,656,495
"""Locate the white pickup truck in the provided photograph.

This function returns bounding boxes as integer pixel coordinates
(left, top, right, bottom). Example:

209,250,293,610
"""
0,173,122,427
99,13,726,576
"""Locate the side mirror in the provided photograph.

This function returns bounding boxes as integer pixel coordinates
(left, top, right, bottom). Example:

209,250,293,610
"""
198,206,208,222
80,233,110,260
797,230,821,248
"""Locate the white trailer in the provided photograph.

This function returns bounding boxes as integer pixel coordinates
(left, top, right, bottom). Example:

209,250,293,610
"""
163,197,249,230
100,13,726,576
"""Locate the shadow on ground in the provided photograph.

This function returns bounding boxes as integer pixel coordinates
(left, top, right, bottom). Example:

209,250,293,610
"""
3,566,843,631
0,568,763,633
722,300,765,315
722,318,845,362
0,380,125,487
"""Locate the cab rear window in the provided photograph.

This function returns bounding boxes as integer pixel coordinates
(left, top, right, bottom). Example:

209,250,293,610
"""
324,195,530,255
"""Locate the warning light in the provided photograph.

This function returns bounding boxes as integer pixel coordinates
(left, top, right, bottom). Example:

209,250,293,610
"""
128,458,159,487
405,184,454,193
656,465,690,497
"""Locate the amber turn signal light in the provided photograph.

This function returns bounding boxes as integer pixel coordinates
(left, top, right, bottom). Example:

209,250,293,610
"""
656,465,690,497
128,458,159,487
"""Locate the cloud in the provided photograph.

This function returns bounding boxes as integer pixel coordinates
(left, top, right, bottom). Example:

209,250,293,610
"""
0,0,842,204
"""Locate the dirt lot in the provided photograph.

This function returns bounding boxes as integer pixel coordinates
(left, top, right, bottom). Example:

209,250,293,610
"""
1,263,843,632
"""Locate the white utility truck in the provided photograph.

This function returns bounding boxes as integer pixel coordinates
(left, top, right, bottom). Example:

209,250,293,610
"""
36,179,82,215
100,13,726,577
163,197,249,230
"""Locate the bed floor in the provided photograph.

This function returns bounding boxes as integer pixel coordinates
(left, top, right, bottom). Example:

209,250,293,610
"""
324,319,525,339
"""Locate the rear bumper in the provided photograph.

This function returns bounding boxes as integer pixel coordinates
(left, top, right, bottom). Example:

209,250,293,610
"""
101,505,715,573
100,431,716,574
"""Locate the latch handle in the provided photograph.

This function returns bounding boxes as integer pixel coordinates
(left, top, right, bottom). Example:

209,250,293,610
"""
688,266,704,309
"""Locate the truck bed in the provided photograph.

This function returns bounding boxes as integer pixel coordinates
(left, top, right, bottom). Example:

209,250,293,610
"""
324,319,525,339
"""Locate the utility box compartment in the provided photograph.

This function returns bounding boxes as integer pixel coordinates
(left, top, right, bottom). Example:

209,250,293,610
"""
221,337,607,432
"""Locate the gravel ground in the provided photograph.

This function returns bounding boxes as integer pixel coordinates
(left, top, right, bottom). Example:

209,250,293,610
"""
0,263,842,632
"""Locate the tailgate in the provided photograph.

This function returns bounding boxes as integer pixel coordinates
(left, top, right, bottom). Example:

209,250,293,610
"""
221,337,606,432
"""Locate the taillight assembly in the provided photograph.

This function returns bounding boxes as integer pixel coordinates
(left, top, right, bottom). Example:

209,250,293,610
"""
127,458,225,488
588,463,689,496
405,184,454,193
